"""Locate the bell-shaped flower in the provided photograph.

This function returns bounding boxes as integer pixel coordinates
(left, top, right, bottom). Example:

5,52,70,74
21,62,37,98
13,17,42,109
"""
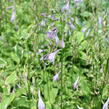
82,28,87,33
41,13,47,17
59,38,65,48
10,10,16,22
47,28,58,39
74,0,83,3
38,89,46,109
68,22,76,30
40,50,60,63
71,17,74,22
61,0,70,12
47,50,60,63
98,17,102,25
53,72,61,81
37,49,44,54
73,76,80,90
102,98,109,109
47,15,59,21
55,36,60,44
7,6,14,10
40,20,46,26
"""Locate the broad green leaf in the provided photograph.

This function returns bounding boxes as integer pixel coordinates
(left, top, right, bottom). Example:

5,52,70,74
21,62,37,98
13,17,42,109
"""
44,83,58,103
50,88,58,104
74,31,84,44
16,88,26,97
81,11,92,17
12,97,29,108
102,84,109,99
0,93,15,109
11,53,20,64
5,72,18,85
79,77,91,96
0,58,7,68
46,101,52,109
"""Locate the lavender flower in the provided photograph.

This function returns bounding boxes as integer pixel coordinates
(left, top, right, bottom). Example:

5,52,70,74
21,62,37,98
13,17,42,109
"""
47,15,59,21
102,98,109,109
38,89,45,109
55,36,60,44
40,20,46,26
51,16,59,21
46,50,59,62
68,22,76,30
60,38,65,48
6,6,14,10
37,49,44,54
40,50,60,63
82,28,87,33
61,0,70,12
47,28,58,39
10,10,16,22
73,76,80,90
41,13,47,17
71,17,74,22
50,23,55,27
74,0,83,3
53,72,61,81
98,17,102,26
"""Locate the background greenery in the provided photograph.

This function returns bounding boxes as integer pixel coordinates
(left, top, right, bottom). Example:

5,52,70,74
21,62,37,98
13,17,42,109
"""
0,0,109,109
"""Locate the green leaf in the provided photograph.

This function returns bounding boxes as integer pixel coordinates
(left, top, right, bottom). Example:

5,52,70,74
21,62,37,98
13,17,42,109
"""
16,88,26,97
44,84,49,100
13,97,29,108
46,101,52,109
102,84,109,99
74,31,84,44
5,72,18,85
79,41,88,50
81,11,92,17
79,77,91,96
0,93,15,109
0,58,7,68
50,88,58,104
11,53,20,64
44,83,58,104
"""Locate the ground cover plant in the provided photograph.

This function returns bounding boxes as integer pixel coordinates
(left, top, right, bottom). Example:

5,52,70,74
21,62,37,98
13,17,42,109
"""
0,0,109,109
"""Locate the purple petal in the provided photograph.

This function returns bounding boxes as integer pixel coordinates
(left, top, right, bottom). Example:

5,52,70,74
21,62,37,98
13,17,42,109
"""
10,10,16,22
55,36,60,44
71,17,74,22
73,76,80,90
37,49,44,54
61,1,70,12
38,89,45,109
98,17,102,26
48,50,60,62
74,0,83,3
102,98,109,109
60,38,65,48
47,28,58,39
82,28,87,33
40,20,46,26
40,50,60,63
53,72,61,81
68,22,76,30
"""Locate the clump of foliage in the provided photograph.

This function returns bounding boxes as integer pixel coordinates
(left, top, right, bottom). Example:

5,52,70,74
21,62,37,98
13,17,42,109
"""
0,0,109,109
